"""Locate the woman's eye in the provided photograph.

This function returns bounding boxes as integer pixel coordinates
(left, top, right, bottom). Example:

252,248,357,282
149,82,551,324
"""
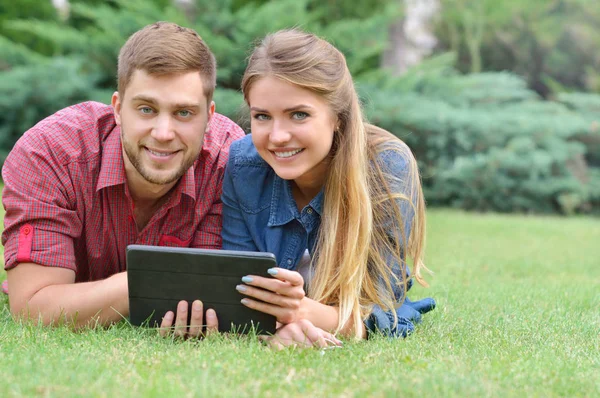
178,110,191,118
253,113,270,121
292,111,309,120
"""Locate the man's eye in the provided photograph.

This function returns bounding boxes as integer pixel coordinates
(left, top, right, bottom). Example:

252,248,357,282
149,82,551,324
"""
139,107,154,115
253,113,270,121
292,111,308,120
178,110,191,118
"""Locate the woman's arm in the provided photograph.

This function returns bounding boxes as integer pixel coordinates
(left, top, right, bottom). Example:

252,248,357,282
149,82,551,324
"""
362,144,435,337
237,268,367,338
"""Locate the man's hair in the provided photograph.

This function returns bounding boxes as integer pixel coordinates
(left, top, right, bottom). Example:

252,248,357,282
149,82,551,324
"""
117,21,217,102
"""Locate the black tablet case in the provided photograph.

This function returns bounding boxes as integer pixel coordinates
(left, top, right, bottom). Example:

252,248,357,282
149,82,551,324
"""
127,245,277,334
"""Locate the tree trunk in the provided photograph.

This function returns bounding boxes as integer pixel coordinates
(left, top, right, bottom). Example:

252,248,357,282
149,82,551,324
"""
382,0,440,75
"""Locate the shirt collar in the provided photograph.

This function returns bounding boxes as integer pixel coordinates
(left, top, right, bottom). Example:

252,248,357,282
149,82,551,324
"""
179,160,197,201
268,176,324,227
96,126,127,191
96,126,197,201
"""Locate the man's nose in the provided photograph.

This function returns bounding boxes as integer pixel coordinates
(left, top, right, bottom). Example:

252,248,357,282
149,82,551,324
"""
151,114,175,141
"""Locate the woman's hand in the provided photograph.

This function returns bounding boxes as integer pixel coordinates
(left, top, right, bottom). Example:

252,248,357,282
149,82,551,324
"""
237,268,306,324
159,299,219,339
261,319,343,350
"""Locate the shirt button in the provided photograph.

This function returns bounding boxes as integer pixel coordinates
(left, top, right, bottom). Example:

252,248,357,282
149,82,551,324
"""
287,259,292,265
23,226,32,235
306,208,313,214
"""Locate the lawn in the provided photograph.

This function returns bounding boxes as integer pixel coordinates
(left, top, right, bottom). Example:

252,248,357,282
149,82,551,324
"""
1,203,599,397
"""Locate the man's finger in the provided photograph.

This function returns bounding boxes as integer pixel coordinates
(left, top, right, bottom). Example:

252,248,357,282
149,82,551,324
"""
159,311,175,337
174,300,188,339
205,308,219,336
188,300,204,338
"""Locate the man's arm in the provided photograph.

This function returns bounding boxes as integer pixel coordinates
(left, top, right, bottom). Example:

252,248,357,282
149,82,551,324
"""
7,263,128,327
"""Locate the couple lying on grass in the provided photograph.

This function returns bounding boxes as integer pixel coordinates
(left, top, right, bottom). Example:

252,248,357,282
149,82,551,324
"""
1,22,435,348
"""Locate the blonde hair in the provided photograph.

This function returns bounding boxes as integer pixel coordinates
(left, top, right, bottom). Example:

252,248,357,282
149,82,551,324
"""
117,21,216,102
242,29,428,338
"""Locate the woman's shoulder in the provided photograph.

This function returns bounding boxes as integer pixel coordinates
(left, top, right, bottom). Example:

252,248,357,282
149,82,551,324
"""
225,134,276,213
372,137,415,175
229,134,270,168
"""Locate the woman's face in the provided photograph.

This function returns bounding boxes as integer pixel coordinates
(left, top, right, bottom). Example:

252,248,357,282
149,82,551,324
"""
248,76,337,191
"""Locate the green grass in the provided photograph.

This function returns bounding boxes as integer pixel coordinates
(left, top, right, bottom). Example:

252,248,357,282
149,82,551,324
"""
1,204,599,397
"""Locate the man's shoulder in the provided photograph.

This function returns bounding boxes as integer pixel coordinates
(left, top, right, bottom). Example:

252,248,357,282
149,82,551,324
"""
15,101,116,164
203,113,245,155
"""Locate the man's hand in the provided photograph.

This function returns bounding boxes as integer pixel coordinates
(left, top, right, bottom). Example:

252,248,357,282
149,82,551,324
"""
237,268,306,324
159,300,219,339
261,319,343,350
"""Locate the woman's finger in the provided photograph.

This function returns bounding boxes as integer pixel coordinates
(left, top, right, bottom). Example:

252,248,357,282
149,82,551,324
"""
291,325,313,347
267,268,304,287
240,298,294,323
236,284,300,309
323,332,343,346
301,323,328,348
241,275,305,299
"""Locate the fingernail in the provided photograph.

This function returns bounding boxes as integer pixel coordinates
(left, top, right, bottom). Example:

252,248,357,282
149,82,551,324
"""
164,312,174,321
241,276,253,283
206,309,215,319
178,301,187,312
193,301,202,312
241,298,250,305
267,268,278,276
236,284,247,292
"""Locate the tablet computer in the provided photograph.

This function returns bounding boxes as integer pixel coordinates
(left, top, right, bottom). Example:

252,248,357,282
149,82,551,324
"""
126,244,277,334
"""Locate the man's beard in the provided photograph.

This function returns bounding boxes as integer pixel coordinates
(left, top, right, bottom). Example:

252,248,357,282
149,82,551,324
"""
121,131,199,185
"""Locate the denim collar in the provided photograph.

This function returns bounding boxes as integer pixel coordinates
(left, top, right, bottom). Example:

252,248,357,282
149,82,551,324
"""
268,176,324,227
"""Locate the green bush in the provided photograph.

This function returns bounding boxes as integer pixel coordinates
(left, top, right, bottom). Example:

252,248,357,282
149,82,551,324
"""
1,0,599,215
0,57,110,166
363,58,599,214
0,0,395,161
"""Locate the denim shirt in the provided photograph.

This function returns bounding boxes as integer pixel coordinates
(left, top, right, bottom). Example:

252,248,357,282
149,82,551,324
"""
221,134,434,337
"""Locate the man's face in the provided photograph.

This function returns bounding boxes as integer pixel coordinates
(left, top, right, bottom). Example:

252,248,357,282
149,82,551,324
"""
112,69,214,192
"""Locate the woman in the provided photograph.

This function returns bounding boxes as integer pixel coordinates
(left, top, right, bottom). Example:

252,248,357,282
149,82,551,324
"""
222,29,435,347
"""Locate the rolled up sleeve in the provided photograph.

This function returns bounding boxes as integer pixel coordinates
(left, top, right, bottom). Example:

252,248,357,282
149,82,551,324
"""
2,130,81,271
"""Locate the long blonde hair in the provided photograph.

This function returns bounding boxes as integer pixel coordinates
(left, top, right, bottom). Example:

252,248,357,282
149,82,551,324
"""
242,29,428,338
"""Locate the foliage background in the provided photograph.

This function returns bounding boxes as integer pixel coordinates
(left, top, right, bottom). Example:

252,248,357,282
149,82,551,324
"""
0,0,599,215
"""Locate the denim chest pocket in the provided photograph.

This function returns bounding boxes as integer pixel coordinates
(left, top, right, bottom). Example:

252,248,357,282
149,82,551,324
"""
233,163,273,214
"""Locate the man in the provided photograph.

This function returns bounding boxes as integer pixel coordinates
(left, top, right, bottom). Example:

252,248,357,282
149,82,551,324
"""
1,22,244,335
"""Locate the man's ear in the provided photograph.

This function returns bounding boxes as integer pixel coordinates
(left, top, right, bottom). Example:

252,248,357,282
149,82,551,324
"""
208,100,215,120
111,91,122,125
206,100,216,132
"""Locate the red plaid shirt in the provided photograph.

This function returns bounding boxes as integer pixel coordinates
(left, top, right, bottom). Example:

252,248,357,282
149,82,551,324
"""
2,102,244,282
